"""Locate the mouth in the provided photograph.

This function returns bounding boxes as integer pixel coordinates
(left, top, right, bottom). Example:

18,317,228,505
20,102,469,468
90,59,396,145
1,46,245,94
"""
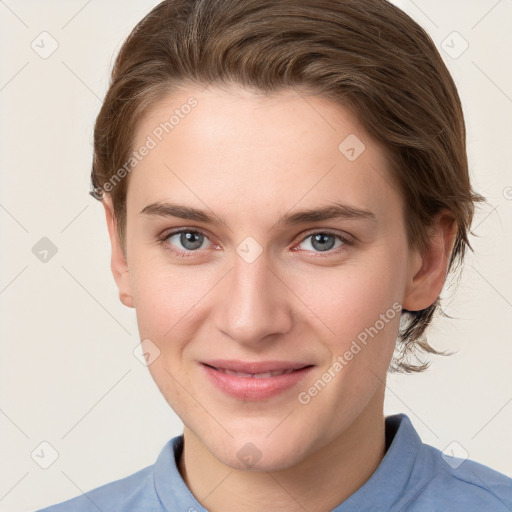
202,359,312,373
211,367,296,378
200,360,314,400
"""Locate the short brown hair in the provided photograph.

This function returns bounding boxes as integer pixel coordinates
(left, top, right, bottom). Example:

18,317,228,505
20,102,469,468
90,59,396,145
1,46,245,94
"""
90,0,483,372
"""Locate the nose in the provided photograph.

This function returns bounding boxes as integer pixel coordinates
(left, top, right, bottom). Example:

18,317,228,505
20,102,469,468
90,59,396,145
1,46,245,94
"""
213,251,294,346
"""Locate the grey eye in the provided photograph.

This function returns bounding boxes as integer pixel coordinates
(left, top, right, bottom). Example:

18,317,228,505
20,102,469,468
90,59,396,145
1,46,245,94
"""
299,233,344,252
167,231,208,251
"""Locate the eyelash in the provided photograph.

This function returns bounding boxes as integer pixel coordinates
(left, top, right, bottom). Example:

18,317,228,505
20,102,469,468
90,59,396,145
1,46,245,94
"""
157,228,355,259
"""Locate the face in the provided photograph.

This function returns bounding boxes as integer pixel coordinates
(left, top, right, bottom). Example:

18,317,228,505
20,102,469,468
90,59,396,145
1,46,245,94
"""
109,85,430,471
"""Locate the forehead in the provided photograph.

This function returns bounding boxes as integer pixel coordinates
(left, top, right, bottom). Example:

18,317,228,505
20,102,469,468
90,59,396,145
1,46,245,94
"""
127,85,401,225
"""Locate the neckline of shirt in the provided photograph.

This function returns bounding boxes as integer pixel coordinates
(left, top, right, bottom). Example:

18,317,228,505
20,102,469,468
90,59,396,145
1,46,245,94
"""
152,413,420,512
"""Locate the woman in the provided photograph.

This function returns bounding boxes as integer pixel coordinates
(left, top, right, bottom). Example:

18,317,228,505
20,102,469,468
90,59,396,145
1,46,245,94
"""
37,0,512,510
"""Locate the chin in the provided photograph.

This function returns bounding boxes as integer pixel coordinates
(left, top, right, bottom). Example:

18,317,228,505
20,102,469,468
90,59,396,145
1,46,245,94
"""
199,424,315,472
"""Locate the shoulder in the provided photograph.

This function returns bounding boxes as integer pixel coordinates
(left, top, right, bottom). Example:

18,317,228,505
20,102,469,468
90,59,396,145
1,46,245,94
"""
380,414,512,511
34,463,160,512
405,442,512,511
33,435,203,512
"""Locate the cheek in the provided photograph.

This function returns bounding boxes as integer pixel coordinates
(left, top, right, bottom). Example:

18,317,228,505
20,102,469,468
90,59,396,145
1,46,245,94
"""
128,256,208,348
292,253,405,351
129,241,407,348
128,260,208,413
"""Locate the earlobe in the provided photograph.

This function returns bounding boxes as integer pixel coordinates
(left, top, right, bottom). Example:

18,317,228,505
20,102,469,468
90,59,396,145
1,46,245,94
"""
102,197,135,309
402,213,457,312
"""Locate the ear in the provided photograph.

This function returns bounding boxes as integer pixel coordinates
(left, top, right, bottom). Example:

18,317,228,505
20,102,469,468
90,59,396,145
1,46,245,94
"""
403,212,457,312
102,196,135,308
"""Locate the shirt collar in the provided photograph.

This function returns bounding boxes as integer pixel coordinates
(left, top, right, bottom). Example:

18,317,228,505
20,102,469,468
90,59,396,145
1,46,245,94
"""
153,413,420,511
333,413,422,511
153,434,206,512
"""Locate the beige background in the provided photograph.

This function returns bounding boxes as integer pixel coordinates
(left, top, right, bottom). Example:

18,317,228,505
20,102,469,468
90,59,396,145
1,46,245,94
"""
0,1,511,510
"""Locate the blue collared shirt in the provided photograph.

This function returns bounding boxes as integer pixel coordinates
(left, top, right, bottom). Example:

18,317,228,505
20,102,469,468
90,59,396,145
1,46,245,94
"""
35,413,512,511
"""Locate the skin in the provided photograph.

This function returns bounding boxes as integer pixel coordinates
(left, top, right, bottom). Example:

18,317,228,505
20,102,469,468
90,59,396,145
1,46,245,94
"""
103,85,456,512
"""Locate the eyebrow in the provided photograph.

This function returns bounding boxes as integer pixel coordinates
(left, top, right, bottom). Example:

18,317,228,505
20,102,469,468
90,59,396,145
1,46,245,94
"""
139,201,376,230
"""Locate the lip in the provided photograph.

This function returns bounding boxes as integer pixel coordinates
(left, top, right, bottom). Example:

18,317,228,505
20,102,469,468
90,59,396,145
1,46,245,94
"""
202,359,311,374
200,359,314,401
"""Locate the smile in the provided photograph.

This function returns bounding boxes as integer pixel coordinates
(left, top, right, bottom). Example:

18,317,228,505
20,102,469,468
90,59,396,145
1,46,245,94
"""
200,361,314,400
214,367,295,378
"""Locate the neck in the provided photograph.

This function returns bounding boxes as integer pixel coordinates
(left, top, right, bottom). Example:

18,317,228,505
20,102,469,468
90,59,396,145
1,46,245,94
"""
178,391,387,512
